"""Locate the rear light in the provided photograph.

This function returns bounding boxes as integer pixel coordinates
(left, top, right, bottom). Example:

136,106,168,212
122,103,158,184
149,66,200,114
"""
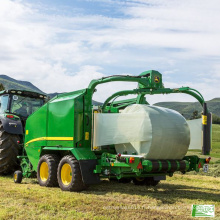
205,157,211,163
198,163,202,168
129,157,135,164
17,140,20,144
6,115,14,119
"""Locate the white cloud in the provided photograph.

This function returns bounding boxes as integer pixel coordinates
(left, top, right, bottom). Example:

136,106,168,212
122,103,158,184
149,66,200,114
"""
0,0,219,104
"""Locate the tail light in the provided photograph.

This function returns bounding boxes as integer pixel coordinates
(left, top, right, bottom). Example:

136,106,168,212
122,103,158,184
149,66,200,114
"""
6,115,14,119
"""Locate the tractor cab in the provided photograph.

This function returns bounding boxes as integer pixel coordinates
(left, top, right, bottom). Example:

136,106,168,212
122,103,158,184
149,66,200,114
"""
0,90,47,133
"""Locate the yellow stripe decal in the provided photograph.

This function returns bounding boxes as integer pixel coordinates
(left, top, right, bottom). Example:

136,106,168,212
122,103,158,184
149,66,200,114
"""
25,137,74,147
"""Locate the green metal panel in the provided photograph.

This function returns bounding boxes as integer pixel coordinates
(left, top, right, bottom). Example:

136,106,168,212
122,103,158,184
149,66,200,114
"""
25,104,48,148
39,147,97,160
25,146,41,171
139,70,163,89
47,97,74,147
74,95,84,143
70,148,97,160
24,105,48,170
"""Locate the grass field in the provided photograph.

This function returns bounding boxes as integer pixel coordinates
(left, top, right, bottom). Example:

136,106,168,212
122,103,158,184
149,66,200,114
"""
0,125,219,220
211,124,220,158
0,175,219,220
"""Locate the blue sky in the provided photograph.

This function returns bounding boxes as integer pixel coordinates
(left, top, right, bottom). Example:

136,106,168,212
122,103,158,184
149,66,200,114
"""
0,0,219,103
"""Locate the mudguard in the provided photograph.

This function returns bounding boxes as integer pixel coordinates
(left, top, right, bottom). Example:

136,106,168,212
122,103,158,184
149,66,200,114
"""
79,160,101,185
0,116,23,134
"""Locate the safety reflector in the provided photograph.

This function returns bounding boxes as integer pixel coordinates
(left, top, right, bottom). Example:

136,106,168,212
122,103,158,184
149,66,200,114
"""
129,157,135,164
205,157,211,163
137,162,143,169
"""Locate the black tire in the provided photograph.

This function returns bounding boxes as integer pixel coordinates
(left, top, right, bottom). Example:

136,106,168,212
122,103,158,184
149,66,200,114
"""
0,122,21,174
132,177,146,185
145,177,160,186
57,155,86,192
13,170,22,183
37,154,59,187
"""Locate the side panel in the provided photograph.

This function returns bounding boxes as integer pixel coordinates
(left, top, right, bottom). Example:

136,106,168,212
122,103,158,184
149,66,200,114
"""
25,104,48,170
47,97,75,147
74,96,84,144
25,104,48,147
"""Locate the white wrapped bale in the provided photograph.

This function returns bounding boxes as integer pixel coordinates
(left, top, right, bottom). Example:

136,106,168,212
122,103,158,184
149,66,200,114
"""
115,104,190,159
93,104,190,159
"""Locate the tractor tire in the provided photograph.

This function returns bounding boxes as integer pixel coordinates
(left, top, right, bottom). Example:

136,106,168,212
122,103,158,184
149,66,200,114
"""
37,154,60,187
132,177,146,185
145,177,160,186
57,155,86,192
0,122,21,174
13,170,22,183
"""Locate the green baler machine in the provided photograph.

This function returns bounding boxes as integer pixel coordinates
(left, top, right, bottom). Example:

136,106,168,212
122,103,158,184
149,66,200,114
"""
13,70,212,191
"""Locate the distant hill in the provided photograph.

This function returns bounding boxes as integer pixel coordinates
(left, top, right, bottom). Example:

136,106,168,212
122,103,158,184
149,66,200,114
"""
0,74,219,114
0,75,44,94
0,75,102,105
155,98,220,119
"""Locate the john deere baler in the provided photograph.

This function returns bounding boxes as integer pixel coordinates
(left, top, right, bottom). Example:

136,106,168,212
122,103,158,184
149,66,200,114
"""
13,70,212,191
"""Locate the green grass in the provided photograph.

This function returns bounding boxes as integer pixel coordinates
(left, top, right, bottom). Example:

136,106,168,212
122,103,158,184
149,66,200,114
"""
0,174,219,220
186,124,220,177
187,124,220,160
211,124,220,158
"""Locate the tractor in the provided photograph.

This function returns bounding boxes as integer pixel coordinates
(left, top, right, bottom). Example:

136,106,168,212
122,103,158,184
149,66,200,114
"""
0,90,47,174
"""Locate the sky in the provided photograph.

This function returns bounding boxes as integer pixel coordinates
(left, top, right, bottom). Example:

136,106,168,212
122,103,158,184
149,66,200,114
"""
0,0,220,104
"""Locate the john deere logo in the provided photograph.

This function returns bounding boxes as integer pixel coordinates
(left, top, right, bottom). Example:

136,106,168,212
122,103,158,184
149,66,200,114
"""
192,205,215,217
154,76,160,83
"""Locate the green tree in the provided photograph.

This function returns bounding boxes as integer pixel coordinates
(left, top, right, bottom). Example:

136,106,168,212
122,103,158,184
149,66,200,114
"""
190,110,201,120
0,83,5,91
212,114,220,124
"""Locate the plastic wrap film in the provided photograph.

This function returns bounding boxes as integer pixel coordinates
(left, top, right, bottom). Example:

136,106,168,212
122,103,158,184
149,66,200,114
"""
93,104,190,160
187,118,202,150
93,113,151,146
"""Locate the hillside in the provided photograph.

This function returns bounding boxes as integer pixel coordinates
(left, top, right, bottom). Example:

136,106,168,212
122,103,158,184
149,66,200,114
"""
0,75,102,105
0,75,44,94
0,74,219,115
155,98,220,119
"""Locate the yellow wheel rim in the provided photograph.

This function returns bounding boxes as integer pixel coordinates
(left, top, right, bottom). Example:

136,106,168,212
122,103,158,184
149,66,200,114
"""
14,173,17,181
40,162,49,182
61,163,72,186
